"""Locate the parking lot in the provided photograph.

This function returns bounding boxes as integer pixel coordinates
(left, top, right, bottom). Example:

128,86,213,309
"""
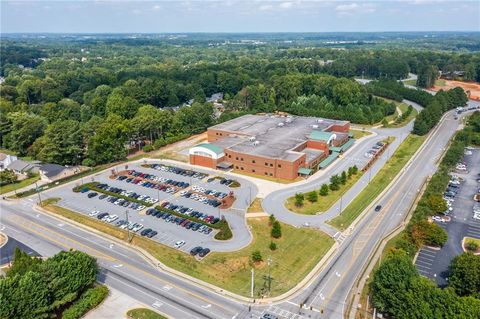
414,147,480,286
44,160,257,254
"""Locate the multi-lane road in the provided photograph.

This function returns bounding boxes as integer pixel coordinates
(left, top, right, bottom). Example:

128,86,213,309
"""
1,99,478,319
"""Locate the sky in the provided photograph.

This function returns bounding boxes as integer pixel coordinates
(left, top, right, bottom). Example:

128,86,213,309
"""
1,0,479,33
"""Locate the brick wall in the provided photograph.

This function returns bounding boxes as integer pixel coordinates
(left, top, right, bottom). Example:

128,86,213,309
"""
189,154,218,169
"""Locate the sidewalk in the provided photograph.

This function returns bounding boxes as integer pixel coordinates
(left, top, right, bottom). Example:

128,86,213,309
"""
84,287,144,319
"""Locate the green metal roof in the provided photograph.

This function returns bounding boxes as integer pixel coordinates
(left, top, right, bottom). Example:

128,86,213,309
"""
196,143,223,155
329,139,355,153
319,152,340,169
309,131,334,142
298,167,313,175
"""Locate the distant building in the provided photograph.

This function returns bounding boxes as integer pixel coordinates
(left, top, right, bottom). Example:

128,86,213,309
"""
0,153,18,171
189,114,354,180
38,163,78,183
7,159,40,175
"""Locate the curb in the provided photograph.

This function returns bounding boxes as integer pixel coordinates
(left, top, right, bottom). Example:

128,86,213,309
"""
0,232,9,250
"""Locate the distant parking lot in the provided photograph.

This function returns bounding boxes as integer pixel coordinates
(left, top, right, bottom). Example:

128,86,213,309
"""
45,160,257,254
414,147,480,286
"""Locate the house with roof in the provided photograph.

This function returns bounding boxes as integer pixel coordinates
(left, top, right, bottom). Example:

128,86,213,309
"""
0,153,18,171
38,163,78,183
7,159,40,175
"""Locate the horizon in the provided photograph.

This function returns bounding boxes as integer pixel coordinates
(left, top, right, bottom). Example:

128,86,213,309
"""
2,1,479,33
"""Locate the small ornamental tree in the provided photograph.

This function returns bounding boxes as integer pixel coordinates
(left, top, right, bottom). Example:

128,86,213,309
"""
319,184,329,196
251,250,263,263
351,165,359,175
340,171,347,185
294,193,304,207
271,221,282,239
307,190,318,203
269,214,276,226
269,242,277,251
329,175,340,191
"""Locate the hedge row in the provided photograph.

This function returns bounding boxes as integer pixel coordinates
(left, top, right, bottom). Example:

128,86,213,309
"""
154,205,233,240
62,285,109,319
73,182,153,207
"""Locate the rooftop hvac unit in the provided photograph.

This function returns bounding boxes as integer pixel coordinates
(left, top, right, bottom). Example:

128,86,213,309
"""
317,119,324,123
249,136,256,141
278,122,285,127
311,124,319,129
285,118,292,123
253,141,260,146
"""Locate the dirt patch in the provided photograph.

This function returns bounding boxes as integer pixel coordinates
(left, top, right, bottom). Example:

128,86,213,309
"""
431,80,480,101
0,233,6,246
219,194,235,209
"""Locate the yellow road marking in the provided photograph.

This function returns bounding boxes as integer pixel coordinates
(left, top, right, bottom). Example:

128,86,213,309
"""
9,213,235,315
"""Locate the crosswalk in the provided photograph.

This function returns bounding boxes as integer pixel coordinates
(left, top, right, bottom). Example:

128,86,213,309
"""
251,305,309,319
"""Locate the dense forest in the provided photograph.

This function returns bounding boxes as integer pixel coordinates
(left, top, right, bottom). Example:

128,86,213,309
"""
0,34,478,166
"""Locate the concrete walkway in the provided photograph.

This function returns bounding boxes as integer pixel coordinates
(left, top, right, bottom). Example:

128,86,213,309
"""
84,287,144,319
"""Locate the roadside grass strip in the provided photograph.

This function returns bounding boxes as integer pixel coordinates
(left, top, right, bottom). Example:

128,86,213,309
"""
127,308,168,319
0,174,40,195
328,134,426,231
285,172,363,215
42,201,333,297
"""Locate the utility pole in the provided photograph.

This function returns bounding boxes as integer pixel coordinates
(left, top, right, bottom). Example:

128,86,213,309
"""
35,181,42,206
125,210,132,242
251,268,254,298
267,256,272,295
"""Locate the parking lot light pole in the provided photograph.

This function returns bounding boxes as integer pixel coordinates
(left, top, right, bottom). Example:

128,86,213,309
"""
35,181,42,206
125,210,132,243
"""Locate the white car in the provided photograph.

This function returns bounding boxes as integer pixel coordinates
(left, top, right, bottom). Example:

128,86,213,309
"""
473,214,480,220
89,210,99,217
132,223,143,232
136,205,145,211
174,240,186,248
432,216,446,223
107,215,118,223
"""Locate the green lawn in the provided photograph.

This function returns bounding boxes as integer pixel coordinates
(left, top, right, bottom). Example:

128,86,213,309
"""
127,308,168,319
0,174,40,195
44,202,334,297
285,172,363,215
327,135,426,231
350,129,373,139
403,79,417,86
388,103,418,128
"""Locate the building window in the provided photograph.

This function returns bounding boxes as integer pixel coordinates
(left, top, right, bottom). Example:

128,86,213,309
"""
265,172,268,175
241,167,244,170
269,173,273,176
252,169,255,173
265,162,268,166
236,157,239,160
229,155,231,158
270,163,273,167
278,164,282,168
252,160,256,164
235,166,239,169
241,158,244,161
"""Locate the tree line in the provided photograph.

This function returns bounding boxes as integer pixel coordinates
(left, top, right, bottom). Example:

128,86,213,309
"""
0,249,100,319
370,113,480,318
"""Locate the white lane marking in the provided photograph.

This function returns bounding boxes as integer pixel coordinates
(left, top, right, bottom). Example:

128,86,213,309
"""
201,304,211,309
112,264,123,268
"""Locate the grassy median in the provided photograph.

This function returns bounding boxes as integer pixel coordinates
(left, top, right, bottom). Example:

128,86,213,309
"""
42,201,333,297
127,308,168,319
328,134,426,231
285,172,363,215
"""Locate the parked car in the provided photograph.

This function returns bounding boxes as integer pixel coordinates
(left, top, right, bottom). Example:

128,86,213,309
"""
190,246,203,256
374,205,382,212
198,248,211,257
174,240,186,248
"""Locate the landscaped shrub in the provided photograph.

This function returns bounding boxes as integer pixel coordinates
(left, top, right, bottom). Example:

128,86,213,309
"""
62,285,109,319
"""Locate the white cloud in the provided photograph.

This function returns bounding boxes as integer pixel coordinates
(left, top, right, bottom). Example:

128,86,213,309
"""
259,4,273,11
335,2,376,16
152,4,161,11
279,2,293,9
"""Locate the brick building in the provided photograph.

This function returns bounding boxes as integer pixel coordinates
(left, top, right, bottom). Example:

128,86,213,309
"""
189,114,353,180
